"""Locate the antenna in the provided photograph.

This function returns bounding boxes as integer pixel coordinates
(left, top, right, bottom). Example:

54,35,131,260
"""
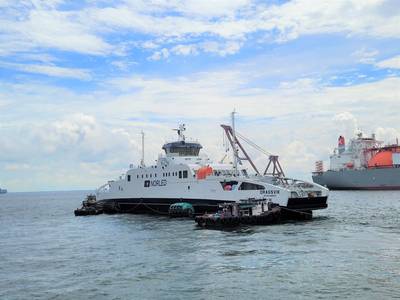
173,124,186,141
231,110,238,174
140,130,145,167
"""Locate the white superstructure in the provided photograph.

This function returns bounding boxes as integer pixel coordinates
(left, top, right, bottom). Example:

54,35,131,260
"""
96,121,328,214
329,133,381,171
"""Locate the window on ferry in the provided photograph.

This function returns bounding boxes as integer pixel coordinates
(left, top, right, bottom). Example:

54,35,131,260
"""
183,170,188,178
141,174,144,178
150,174,152,178
155,174,157,178
137,175,139,179
146,174,148,178
220,181,238,191
168,172,171,176
179,171,182,178
127,175,131,182
239,182,265,190
167,147,200,156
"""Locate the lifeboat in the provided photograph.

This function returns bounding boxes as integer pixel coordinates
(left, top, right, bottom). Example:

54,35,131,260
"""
196,166,213,179
368,151,393,168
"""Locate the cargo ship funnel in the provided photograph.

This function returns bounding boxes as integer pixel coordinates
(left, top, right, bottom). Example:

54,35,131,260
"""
338,136,345,154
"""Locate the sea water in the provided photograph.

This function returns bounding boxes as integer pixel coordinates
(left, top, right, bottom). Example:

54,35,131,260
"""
0,190,399,299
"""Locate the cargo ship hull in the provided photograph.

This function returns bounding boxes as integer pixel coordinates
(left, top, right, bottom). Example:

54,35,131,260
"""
312,168,400,190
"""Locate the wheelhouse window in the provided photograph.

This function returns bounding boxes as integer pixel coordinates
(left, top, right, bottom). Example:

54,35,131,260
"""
239,182,265,190
162,142,202,156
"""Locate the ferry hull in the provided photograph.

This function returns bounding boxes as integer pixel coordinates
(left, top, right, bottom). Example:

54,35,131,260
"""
312,168,400,190
100,196,328,215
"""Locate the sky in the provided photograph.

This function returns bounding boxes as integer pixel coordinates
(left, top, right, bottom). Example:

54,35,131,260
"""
0,0,400,192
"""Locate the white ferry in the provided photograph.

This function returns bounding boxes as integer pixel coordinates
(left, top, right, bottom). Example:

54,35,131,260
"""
96,116,328,214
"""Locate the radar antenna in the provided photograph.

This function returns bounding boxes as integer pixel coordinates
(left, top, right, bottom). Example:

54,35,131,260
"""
173,124,186,141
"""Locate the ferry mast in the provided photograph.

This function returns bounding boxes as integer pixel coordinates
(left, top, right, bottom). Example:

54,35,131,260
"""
231,110,239,175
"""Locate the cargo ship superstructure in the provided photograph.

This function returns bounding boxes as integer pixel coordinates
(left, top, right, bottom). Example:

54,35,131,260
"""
96,118,328,215
312,133,400,190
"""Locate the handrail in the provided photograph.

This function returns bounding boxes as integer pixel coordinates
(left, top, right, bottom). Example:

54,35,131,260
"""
96,182,111,193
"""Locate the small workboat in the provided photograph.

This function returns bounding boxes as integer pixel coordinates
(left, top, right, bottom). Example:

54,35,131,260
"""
195,199,281,228
74,194,103,216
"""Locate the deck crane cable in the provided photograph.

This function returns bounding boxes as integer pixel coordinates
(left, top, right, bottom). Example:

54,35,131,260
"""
234,131,272,157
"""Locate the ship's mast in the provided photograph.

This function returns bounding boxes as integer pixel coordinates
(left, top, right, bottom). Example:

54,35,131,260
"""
231,110,238,175
140,130,145,167
174,124,186,141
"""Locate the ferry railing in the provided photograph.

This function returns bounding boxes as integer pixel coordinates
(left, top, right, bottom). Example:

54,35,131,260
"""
96,182,112,194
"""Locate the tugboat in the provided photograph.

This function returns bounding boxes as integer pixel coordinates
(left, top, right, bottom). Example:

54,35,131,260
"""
94,112,329,216
74,194,102,216
195,199,282,228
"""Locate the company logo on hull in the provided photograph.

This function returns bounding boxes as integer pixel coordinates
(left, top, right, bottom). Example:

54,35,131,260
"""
144,179,167,187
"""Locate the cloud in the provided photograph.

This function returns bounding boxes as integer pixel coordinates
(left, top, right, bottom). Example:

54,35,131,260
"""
0,0,400,192
375,127,400,144
0,113,143,190
376,55,400,69
202,41,242,56
1,70,399,191
352,48,379,64
3,163,30,171
148,48,170,61
332,112,360,140
2,0,400,58
0,3,112,56
0,62,91,80
171,44,199,56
